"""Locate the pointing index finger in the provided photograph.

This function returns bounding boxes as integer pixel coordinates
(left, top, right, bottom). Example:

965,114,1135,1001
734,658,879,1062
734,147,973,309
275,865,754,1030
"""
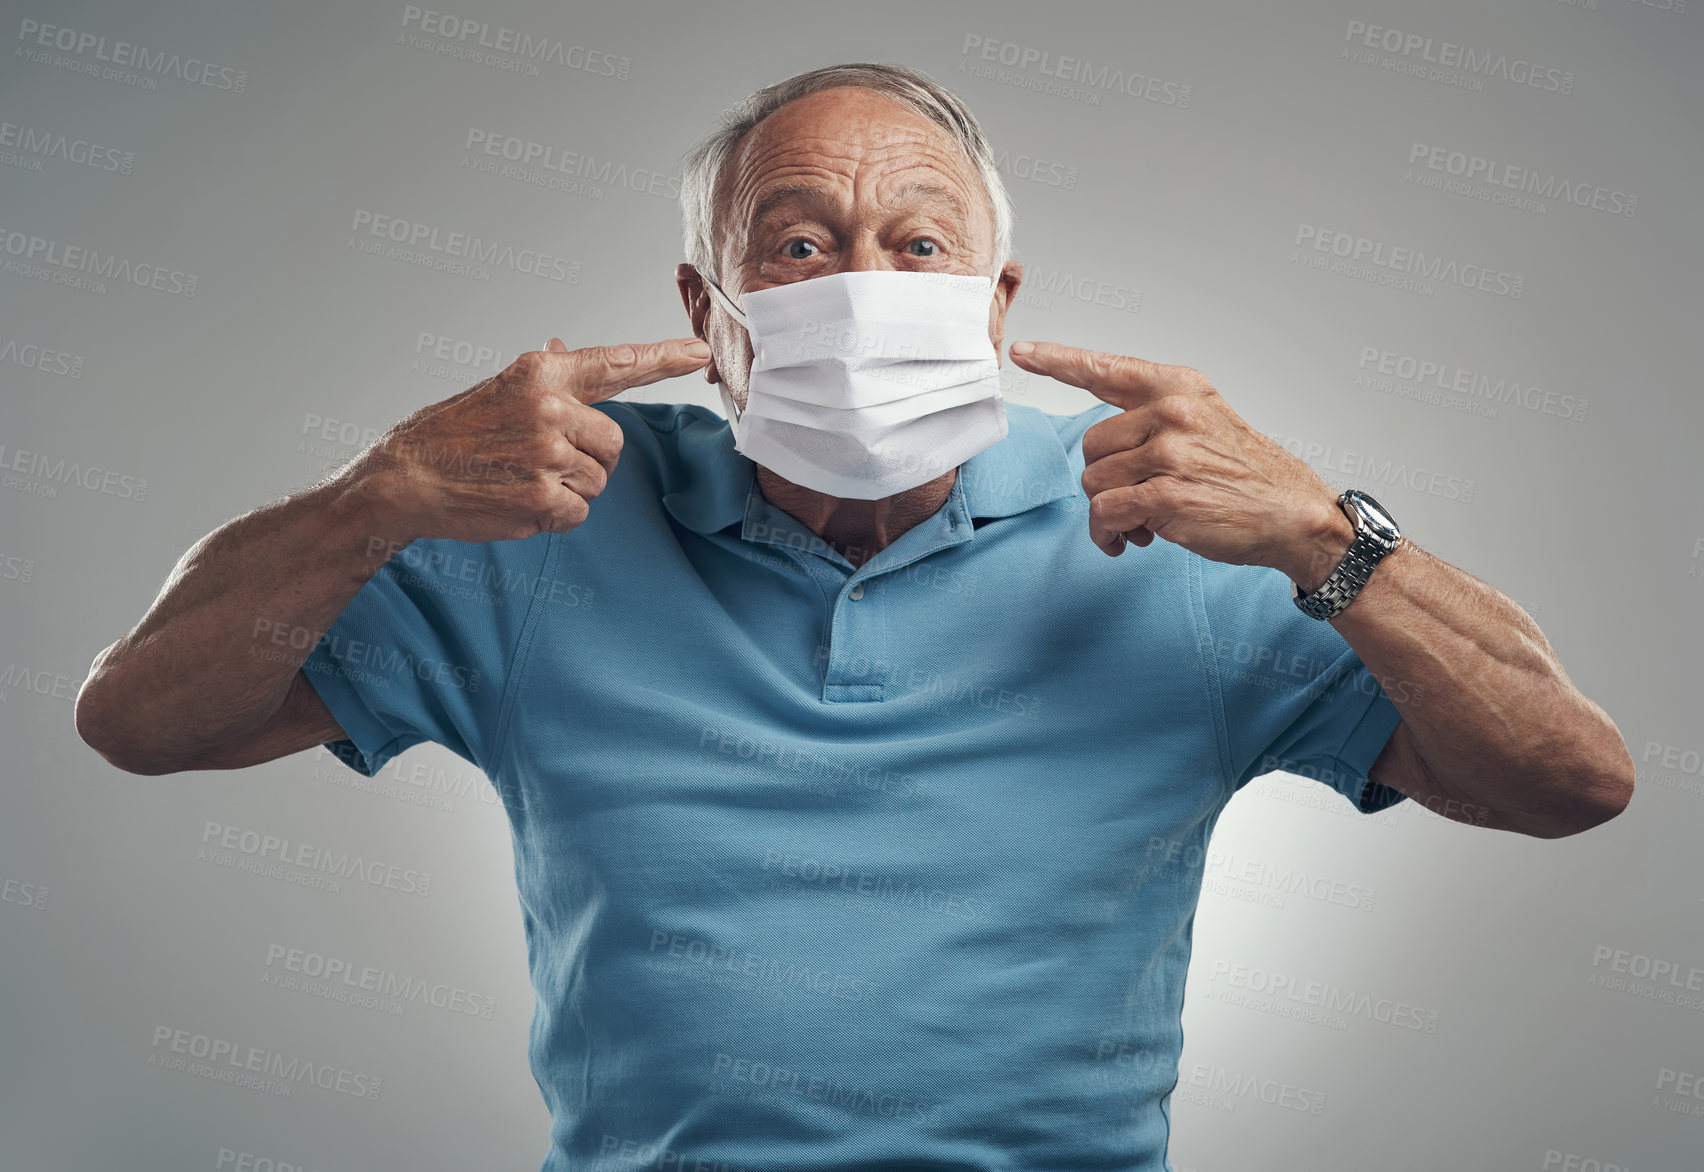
1007,340,1177,410
557,337,713,404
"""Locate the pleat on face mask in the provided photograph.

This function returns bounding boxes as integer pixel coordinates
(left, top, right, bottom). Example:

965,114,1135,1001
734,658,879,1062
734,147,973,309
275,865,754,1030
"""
702,268,1009,500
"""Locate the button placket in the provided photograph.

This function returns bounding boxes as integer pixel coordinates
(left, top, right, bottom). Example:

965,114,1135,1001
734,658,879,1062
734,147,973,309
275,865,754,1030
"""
822,572,884,702
736,475,979,703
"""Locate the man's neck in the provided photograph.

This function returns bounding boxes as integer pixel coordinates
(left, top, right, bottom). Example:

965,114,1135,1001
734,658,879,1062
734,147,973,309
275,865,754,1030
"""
753,466,958,570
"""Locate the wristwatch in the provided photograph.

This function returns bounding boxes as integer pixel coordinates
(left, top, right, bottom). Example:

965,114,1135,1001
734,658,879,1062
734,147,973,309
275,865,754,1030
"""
1291,489,1402,620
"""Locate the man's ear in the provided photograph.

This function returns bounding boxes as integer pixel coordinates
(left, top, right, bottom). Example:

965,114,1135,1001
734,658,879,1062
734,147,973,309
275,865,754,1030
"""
989,259,1024,354
675,263,720,384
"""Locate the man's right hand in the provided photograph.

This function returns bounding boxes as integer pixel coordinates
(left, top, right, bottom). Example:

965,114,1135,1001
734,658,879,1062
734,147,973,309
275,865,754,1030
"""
352,336,711,546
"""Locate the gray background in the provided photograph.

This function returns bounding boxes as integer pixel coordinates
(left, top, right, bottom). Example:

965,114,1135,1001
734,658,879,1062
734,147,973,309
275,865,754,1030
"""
3,0,1700,1169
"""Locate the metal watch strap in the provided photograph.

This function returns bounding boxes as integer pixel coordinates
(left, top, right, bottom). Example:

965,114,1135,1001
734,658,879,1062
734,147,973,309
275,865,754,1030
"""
1292,491,1400,620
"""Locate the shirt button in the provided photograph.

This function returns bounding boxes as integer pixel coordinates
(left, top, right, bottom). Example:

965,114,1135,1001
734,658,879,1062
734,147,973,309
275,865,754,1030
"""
848,583,865,601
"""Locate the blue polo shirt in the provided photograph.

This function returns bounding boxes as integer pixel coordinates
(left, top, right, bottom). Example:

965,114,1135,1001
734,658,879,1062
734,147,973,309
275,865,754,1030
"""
305,398,1406,1172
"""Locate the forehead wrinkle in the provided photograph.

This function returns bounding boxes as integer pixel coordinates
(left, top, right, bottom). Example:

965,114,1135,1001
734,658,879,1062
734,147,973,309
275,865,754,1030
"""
723,142,856,247
729,133,863,206
729,111,957,205
749,175,969,236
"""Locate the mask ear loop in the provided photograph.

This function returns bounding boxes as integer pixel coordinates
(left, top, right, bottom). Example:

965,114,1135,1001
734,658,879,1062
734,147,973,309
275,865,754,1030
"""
699,272,749,424
702,274,749,330
983,260,1006,320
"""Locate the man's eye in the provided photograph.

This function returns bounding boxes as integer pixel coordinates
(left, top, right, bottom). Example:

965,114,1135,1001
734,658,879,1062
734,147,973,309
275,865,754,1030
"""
907,239,938,257
785,240,818,259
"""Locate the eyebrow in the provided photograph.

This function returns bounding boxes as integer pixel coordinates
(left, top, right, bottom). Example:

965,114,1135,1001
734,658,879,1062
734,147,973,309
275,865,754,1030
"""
747,179,971,231
749,181,828,229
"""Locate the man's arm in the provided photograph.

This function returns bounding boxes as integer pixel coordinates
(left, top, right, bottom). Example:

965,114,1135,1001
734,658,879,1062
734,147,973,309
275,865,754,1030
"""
1007,340,1635,839
76,338,710,775
1311,535,1633,838
75,478,402,774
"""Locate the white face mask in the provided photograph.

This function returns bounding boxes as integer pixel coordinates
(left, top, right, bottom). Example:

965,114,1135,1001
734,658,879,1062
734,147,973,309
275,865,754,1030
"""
702,267,1008,500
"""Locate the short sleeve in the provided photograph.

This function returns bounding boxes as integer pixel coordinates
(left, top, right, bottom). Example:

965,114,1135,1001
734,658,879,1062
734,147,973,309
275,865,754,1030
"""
1196,559,1407,814
301,533,557,777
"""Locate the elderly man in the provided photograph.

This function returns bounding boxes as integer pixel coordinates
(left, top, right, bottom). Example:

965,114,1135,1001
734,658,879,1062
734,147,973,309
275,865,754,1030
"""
78,63,1631,1172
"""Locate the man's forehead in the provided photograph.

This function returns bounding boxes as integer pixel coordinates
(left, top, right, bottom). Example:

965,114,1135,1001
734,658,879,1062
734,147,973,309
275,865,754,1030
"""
737,86,955,157
725,89,976,209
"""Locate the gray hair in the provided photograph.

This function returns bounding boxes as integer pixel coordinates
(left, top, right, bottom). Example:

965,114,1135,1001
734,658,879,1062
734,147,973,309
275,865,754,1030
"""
679,63,1014,287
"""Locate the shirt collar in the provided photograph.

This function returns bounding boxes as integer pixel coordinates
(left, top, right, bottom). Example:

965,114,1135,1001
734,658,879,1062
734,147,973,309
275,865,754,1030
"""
661,401,1079,536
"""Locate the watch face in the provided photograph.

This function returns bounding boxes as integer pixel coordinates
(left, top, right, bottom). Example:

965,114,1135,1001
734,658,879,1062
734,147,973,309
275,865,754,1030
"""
1349,490,1399,539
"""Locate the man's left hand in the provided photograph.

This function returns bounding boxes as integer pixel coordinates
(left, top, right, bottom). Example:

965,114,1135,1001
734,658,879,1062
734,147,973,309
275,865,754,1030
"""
1008,340,1354,591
